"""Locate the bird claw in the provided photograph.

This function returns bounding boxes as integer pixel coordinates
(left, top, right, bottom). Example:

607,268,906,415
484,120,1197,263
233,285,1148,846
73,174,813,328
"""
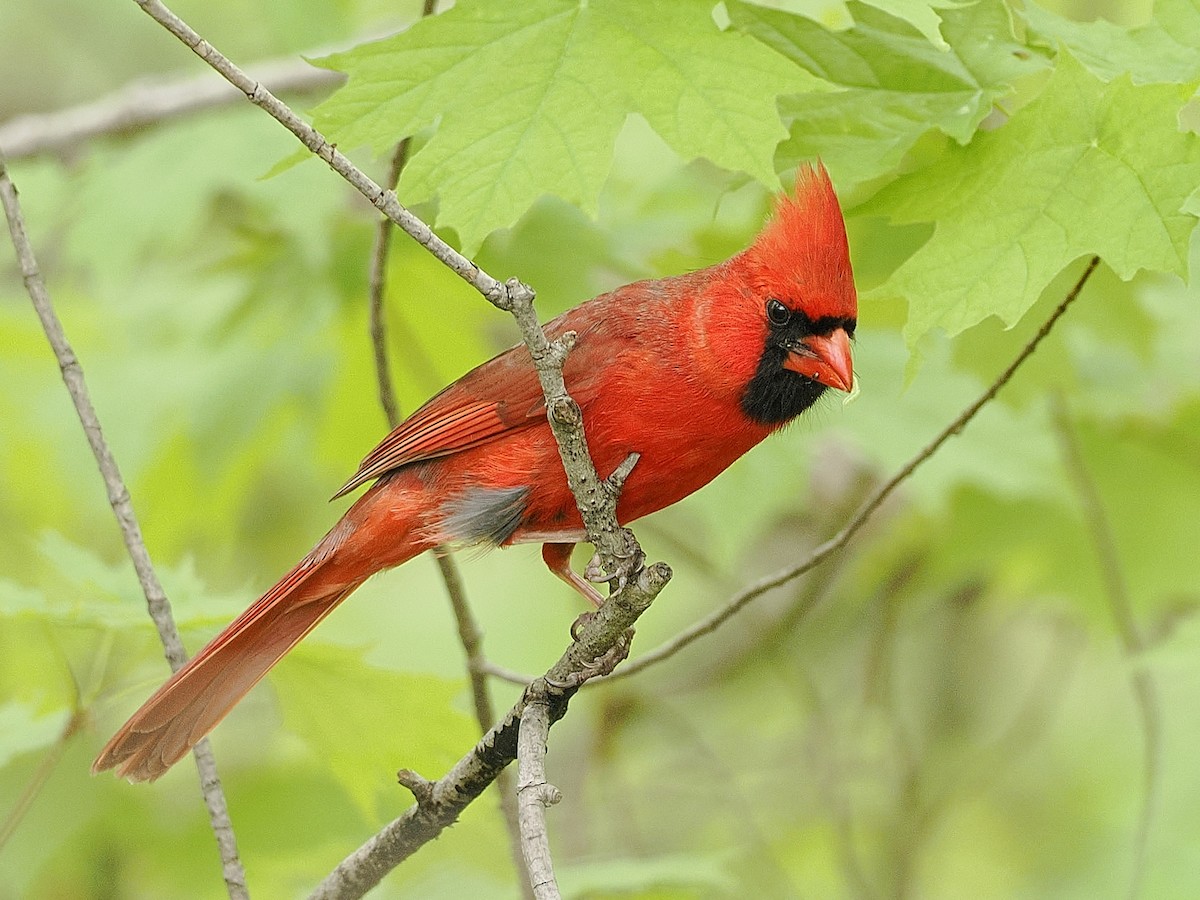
583,553,610,584
581,628,634,677
584,531,646,593
569,610,595,642
561,615,635,683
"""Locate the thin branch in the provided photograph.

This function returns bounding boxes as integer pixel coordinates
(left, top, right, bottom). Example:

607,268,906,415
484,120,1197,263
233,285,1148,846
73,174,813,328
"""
480,661,538,686
516,695,562,899
604,255,1103,682
435,550,531,898
131,0,643,573
0,150,249,899
366,137,412,430
436,553,492,727
363,0,440,422
1052,395,1160,900
0,55,341,161
0,710,84,852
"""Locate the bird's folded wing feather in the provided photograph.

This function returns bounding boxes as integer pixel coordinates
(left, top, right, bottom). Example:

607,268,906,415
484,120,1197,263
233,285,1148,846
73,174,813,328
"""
333,311,614,498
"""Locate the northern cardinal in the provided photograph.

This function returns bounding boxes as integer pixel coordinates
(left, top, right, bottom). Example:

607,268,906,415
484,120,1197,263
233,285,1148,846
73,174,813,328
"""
93,163,857,781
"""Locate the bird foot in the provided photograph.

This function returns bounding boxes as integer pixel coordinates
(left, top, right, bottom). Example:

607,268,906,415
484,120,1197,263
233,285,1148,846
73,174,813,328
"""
583,530,645,592
569,610,595,642
581,628,634,677
557,619,634,684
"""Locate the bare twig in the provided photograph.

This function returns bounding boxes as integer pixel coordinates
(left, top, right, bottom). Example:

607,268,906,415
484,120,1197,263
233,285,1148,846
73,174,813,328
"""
131,0,643,572
0,710,84,852
516,695,562,899
435,551,531,898
366,137,412,430
1052,395,1160,900
0,55,341,161
604,255,1104,681
0,150,249,899
480,661,538,686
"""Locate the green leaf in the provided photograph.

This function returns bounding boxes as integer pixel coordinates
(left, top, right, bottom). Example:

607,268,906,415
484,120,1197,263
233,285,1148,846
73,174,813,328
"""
865,52,1200,347
272,643,476,815
312,0,821,251
559,851,737,895
1022,0,1200,85
856,0,961,48
733,0,1045,184
0,702,70,768
0,533,249,632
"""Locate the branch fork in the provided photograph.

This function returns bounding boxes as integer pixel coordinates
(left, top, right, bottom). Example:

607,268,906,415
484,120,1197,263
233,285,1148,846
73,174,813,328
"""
396,770,435,808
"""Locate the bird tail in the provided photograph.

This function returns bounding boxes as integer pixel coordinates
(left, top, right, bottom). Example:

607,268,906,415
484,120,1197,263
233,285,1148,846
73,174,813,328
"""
92,483,429,782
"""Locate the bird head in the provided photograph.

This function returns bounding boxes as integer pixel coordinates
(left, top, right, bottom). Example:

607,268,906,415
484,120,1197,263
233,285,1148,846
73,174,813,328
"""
705,163,857,425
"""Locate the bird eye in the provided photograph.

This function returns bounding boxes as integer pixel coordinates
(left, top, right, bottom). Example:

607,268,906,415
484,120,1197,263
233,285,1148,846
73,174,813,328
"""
766,299,791,327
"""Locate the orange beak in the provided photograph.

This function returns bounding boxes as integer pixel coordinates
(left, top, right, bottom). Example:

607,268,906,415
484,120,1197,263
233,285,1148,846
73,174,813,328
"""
782,327,854,392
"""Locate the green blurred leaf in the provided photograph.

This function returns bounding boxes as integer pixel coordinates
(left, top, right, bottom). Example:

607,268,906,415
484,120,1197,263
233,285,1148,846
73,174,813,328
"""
312,0,822,251
733,0,1045,184
559,851,737,895
0,532,251,632
273,643,475,815
0,703,69,768
866,52,1200,347
1022,0,1200,85
856,0,962,48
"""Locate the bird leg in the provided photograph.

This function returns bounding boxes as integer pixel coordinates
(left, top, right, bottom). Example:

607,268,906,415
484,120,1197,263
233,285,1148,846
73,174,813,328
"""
542,541,638,681
541,542,605,609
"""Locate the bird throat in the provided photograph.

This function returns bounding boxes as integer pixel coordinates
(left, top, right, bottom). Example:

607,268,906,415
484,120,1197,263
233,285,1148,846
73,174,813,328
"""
741,342,828,425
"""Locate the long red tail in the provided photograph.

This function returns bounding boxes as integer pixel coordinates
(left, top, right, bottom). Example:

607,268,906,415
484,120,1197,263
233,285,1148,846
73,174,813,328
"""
92,483,428,782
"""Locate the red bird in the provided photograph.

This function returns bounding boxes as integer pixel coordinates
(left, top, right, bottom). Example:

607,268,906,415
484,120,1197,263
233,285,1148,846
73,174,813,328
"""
93,163,857,781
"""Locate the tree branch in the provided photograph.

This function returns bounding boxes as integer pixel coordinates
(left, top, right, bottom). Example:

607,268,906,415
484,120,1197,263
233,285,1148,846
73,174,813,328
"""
516,695,562,899
130,0,642,570
131,0,506,302
0,54,341,162
435,551,533,899
604,255,1103,681
366,137,412,430
480,661,538,686
0,709,84,853
0,150,249,899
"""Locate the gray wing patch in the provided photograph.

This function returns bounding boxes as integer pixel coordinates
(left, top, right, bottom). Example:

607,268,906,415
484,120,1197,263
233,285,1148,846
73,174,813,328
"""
438,486,530,548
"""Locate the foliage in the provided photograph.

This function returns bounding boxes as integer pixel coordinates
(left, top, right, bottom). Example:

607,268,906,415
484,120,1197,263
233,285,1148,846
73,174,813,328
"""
1,0,1199,897
310,0,823,252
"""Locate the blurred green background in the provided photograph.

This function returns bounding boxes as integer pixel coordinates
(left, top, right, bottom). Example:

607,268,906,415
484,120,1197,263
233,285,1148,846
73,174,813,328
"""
2,0,1199,898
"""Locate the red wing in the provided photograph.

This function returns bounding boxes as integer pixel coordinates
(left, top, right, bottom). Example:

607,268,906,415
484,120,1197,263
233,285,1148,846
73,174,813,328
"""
333,307,617,499
332,389,537,498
